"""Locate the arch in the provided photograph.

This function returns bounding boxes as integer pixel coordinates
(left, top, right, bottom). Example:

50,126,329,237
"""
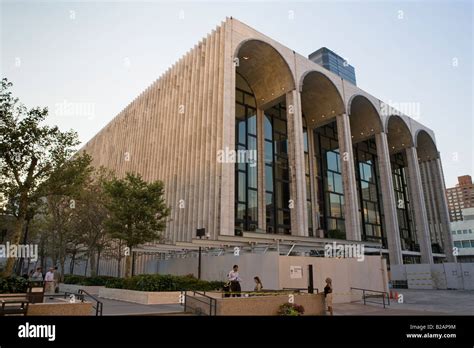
415,129,439,161
234,39,295,108
386,115,414,154
348,94,383,144
300,70,345,129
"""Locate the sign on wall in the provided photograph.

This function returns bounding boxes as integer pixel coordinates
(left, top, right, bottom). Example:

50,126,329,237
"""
290,266,303,279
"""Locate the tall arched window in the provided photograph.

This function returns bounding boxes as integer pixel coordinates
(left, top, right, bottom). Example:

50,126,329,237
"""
264,102,291,235
235,73,258,233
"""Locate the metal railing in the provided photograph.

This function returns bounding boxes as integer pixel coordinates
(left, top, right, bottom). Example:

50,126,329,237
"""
184,291,217,316
350,287,390,308
78,289,103,316
45,290,103,316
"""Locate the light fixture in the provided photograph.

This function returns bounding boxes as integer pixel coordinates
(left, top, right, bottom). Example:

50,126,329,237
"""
242,56,250,60
322,114,325,118
360,132,364,135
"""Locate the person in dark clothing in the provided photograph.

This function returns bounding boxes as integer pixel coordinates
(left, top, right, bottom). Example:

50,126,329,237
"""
324,277,333,316
227,265,242,297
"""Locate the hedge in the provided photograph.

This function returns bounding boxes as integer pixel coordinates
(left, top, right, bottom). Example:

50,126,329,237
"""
0,276,30,294
105,274,225,292
63,274,116,286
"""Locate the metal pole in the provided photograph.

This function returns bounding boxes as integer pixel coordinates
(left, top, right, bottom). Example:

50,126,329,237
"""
308,264,314,294
198,246,202,280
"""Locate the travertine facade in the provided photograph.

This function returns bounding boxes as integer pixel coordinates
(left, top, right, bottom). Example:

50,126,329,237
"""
81,18,454,265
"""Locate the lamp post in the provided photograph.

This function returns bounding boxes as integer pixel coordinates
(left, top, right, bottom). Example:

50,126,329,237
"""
196,228,205,279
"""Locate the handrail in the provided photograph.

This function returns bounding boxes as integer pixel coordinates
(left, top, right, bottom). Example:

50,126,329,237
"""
184,290,217,316
44,291,102,316
78,289,103,316
350,287,390,308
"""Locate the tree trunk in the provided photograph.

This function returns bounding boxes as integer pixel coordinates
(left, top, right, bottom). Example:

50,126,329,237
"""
3,214,26,276
125,254,132,278
96,249,101,276
89,251,97,277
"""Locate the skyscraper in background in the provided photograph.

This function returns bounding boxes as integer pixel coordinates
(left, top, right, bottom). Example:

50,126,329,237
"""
309,47,357,85
446,175,474,221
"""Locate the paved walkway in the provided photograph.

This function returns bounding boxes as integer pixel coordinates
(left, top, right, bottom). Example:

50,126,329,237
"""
99,298,185,316
335,289,474,315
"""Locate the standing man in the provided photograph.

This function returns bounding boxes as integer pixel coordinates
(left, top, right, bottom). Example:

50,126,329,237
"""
228,265,242,297
44,268,55,294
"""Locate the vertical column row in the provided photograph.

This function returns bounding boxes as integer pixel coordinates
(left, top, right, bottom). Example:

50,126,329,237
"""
375,132,403,265
336,113,362,241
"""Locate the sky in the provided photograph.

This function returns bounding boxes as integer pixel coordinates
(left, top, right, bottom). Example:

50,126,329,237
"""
1,0,472,187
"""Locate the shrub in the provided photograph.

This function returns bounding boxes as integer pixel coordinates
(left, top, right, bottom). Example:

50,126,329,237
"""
277,303,305,316
105,274,225,292
63,274,116,286
0,276,30,294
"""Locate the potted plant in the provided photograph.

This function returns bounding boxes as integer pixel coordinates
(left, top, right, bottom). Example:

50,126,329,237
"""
277,303,305,316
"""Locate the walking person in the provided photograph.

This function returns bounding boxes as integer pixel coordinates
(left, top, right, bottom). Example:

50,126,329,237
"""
44,268,55,295
228,265,242,297
324,277,333,316
254,276,263,292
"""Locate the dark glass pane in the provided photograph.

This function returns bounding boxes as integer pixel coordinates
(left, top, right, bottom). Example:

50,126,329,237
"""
370,183,378,201
237,203,246,220
361,181,370,201
264,116,272,140
238,172,246,202
265,165,273,192
248,165,257,189
248,114,257,135
248,189,258,222
330,193,342,218
333,172,343,194
327,172,335,192
265,141,273,163
247,135,257,151
274,118,286,134
238,145,246,171
327,151,338,171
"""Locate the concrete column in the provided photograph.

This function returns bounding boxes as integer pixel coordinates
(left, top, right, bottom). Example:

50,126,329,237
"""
219,23,235,236
286,90,308,236
405,147,433,264
336,113,361,241
433,157,456,262
375,132,403,265
257,108,266,232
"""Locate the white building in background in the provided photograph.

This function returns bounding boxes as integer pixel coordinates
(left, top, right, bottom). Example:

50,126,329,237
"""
451,207,474,263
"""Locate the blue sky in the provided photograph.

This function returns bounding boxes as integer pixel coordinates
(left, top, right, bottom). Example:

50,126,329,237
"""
1,0,472,187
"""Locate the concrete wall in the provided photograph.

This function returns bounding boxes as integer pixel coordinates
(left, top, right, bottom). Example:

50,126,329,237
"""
186,293,325,316
391,263,474,290
156,252,280,292
278,255,388,303
156,253,388,304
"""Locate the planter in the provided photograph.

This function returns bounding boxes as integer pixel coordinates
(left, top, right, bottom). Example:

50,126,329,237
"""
59,284,104,295
99,287,182,305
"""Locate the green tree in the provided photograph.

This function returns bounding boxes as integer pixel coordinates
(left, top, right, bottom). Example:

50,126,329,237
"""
39,152,93,280
0,78,79,276
103,173,170,278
